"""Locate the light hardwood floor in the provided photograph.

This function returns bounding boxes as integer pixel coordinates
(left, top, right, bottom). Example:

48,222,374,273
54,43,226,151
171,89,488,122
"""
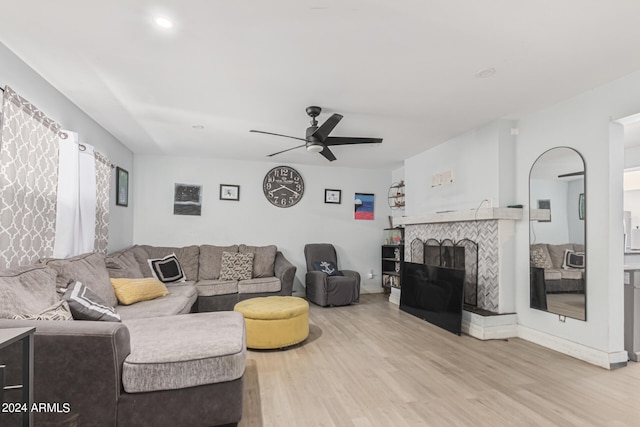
240,293,640,427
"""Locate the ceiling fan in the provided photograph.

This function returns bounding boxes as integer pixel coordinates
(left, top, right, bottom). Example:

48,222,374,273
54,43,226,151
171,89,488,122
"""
250,106,383,161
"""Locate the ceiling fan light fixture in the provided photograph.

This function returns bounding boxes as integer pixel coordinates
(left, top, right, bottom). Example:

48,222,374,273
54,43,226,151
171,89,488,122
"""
306,143,324,153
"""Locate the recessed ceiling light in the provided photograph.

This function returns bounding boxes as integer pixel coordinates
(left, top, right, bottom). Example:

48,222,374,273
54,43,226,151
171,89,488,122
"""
475,67,496,78
192,125,204,129
154,16,174,29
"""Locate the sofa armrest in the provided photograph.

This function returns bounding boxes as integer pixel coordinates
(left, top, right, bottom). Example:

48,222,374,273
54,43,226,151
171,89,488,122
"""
274,251,296,295
0,319,130,425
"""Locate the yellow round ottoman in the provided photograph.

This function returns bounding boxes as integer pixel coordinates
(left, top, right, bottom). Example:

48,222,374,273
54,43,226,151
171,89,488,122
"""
234,296,309,350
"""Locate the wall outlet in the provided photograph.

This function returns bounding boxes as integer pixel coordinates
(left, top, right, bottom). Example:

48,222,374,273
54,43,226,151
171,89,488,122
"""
485,198,492,208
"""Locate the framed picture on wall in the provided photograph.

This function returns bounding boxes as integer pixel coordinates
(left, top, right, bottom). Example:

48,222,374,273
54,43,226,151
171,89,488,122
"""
220,184,240,201
174,183,202,216
324,189,341,204
116,167,129,207
537,199,551,222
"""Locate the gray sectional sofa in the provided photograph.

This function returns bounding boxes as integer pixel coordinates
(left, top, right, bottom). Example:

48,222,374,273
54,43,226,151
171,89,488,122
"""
530,243,585,293
107,244,297,312
0,242,294,426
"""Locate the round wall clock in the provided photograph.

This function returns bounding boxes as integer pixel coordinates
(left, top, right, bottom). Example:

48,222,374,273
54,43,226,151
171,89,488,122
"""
263,166,304,208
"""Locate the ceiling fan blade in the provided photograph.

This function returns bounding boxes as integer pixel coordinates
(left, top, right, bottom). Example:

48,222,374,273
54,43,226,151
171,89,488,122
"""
311,114,343,142
319,146,337,161
266,144,306,157
324,137,383,146
250,129,306,142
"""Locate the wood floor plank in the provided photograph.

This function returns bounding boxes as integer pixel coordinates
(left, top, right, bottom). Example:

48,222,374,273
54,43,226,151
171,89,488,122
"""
240,294,640,426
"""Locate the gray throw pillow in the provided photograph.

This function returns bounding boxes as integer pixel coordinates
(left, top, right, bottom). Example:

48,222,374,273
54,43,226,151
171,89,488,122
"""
62,281,121,322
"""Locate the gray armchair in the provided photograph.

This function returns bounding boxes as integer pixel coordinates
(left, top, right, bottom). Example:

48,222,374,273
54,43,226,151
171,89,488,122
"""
304,244,360,307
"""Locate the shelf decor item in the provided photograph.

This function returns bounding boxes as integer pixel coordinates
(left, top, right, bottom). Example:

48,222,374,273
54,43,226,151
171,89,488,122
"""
388,180,405,209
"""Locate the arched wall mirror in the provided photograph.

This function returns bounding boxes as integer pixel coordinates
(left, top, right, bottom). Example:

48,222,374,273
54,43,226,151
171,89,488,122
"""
529,147,586,321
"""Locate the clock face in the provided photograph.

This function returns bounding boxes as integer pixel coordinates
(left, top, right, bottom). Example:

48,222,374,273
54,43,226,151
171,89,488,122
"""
263,166,304,208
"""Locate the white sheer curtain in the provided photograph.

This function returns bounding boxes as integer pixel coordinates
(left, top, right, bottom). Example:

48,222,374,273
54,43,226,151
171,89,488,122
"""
53,131,97,258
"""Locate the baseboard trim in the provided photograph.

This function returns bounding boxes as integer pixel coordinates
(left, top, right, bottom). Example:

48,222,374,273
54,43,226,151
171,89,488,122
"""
518,325,628,369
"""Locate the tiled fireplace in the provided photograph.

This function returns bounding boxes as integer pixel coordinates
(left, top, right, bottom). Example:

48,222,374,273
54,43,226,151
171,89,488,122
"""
394,208,522,339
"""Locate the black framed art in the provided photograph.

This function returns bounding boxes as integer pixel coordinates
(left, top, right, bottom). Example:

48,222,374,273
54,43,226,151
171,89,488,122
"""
116,167,129,207
325,189,341,204
220,184,240,201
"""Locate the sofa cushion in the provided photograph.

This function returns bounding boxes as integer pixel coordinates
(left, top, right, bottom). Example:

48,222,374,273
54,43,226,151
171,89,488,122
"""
220,252,254,281
198,245,239,280
546,244,576,269
116,283,197,320
543,269,562,281
122,312,246,393
238,277,282,294
138,246,200,281
111,278,169,305
43,252,118,308
62,281,121,321
12,300,73,321
105,249,144,279
196,279,239,296
0,264,60,319
239,244,277,278
147,254,186,283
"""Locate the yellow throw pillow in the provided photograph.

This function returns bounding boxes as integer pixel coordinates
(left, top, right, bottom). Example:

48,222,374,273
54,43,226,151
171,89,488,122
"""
110,278,169,305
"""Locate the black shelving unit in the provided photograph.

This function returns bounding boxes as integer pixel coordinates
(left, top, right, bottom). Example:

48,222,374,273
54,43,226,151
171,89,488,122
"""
382,227,404,292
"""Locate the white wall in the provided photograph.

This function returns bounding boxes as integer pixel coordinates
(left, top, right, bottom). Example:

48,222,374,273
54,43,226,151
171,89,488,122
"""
402,72,640,366
133,155,392,293
404,119,516,216
0,42,134,252
513,70,640,365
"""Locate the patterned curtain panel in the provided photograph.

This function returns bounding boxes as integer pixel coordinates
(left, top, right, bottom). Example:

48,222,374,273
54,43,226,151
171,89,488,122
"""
94,152,111,253
0,87,60,268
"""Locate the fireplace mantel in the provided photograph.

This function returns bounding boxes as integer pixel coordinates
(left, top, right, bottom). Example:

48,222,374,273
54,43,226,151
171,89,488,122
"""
393,207,523,226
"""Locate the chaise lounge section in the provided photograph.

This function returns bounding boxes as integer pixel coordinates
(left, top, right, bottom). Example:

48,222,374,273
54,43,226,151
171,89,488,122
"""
0,251,247,426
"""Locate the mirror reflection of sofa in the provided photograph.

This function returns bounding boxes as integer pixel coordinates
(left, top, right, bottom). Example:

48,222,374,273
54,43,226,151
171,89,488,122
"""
530,243,585,293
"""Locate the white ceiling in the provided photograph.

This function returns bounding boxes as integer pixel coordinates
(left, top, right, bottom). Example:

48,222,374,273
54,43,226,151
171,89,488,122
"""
2,0,640,169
